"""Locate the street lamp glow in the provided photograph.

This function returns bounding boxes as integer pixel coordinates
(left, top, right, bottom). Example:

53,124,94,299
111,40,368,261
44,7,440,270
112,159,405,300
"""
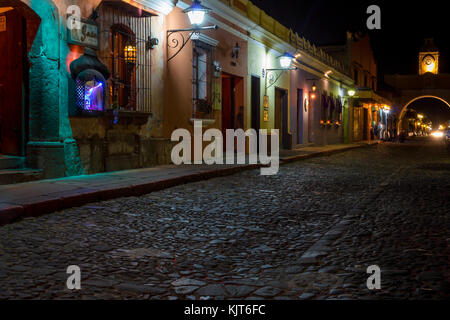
183,0,212,26
417,114,424,119
279,53,294,69
348,89,356,97
431,131,444,138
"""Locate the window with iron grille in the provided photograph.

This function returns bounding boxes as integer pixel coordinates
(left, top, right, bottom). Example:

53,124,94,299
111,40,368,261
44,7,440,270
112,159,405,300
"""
95,2,154,113
192,40,215,118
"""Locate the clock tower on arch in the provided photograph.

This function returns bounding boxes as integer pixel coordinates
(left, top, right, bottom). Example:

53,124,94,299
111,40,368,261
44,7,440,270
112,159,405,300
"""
419,38,439,75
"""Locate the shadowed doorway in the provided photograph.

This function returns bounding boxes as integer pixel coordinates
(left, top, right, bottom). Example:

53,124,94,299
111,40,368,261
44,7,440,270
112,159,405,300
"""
275,87,289,149
0,8,28,156
221,72,244,150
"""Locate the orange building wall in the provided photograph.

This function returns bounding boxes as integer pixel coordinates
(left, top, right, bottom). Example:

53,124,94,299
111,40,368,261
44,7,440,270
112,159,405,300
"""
163,6,248,139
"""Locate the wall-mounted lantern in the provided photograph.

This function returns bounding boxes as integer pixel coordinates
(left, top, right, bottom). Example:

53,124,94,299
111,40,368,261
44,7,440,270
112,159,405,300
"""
265,52,297,91
279,52,295,69
306,78,319,100
213,61,222,78
124,43,137,65
167,0,218,62
347,89,356,97
184,0,211,26
232,42,240,59
146,36,159,50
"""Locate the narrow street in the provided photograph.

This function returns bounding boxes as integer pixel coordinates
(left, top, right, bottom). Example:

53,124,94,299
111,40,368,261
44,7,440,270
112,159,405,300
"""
0,139,448,300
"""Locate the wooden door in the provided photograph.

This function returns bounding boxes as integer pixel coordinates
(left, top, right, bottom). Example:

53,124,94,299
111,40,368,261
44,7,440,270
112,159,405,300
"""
275,88,282,142
0,9,24,155
221,76,232,130
221,75,232,151
308,97,313,143
297,89,303,144
251,76,260,132
275,88,288,148
281,89,288,149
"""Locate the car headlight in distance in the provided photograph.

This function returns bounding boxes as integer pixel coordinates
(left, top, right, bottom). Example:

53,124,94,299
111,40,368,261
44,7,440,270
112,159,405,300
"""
431,131,444,138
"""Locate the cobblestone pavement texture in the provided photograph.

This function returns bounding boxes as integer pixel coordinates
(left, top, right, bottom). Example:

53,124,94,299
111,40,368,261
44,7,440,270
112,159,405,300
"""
0,139,448,300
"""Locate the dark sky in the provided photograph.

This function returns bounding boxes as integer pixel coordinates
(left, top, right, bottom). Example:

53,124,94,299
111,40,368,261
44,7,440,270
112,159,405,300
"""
254,0,449,76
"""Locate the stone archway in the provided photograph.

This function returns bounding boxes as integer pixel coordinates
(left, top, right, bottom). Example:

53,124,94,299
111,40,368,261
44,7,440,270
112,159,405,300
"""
397,95,450,132
385,73,450,133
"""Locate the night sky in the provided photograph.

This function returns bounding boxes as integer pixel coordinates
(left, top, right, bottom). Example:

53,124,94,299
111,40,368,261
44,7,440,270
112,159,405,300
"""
254,0,450,123
254,0,449,75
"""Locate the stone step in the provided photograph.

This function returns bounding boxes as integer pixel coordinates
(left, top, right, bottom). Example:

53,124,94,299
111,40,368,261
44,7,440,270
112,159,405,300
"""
0,155,24,170
0,168,44,185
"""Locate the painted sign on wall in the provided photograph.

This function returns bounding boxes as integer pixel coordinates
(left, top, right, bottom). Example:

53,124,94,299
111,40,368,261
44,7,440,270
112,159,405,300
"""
67,19,99,49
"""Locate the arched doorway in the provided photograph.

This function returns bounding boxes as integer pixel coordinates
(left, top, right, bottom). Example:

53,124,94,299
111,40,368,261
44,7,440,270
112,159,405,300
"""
0,3,40,156
398,95,450,133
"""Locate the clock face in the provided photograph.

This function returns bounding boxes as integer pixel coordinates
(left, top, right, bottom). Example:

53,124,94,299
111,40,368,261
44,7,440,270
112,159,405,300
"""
422,54,436,73
423,55,435,66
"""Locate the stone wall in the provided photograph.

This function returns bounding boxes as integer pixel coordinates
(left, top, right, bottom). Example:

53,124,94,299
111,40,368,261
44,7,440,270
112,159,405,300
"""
69,114,175,174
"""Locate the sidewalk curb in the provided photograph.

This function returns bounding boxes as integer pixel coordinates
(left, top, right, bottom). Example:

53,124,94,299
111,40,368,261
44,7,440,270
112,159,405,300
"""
280,145,362,164
0,143,376,226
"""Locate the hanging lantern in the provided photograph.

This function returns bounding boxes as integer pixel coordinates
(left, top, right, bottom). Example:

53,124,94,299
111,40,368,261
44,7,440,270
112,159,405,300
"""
183,0,212,26
124,44,136,65
279,52,294,69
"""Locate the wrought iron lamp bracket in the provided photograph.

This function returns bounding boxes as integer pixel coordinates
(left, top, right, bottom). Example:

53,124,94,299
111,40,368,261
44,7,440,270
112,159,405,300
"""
265,67,297,90
167,25,218,62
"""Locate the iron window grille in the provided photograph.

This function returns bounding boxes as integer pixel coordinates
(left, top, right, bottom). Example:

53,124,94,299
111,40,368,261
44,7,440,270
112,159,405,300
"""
95,2,154,113
192,40,216,118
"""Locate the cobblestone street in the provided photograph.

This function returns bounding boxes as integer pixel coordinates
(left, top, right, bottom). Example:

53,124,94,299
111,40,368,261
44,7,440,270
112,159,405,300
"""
0,139,448,300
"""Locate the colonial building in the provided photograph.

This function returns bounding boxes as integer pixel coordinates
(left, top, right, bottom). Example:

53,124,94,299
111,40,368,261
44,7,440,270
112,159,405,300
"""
0,0,357,185
199,0,353,150
0,0,179,183
321,31,393,142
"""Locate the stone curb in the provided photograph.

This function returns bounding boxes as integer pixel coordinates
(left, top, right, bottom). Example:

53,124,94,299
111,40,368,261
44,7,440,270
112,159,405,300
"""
280,145,362,164
0,143,375,226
